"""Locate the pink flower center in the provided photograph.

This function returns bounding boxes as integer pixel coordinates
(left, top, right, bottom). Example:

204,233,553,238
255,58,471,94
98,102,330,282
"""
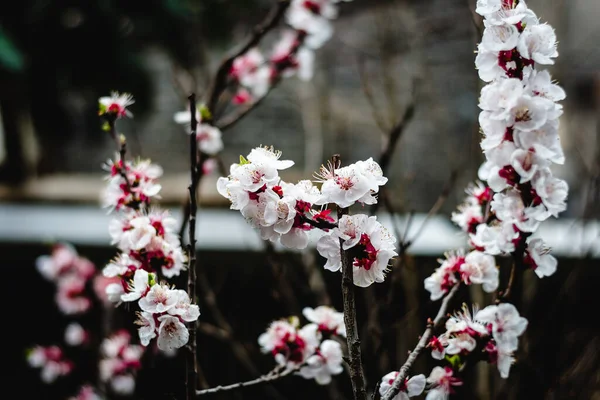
353,233,378,270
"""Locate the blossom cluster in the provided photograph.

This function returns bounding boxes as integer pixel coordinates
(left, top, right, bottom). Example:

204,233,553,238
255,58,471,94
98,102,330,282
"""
468,0,567,274
218,146,397,287
429,303,527,379
173,1,355,157
27,345,73,384
389,2,566,397
132,272,200,351
102,157,163,212
258,306,345,385
424,249,498,301
99,330,144,395
99,93,200,352
36,243,96,315
229,0,353,103
317,214,397,287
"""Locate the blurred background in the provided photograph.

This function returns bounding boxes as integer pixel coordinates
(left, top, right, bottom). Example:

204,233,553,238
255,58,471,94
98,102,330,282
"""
1,0,599,399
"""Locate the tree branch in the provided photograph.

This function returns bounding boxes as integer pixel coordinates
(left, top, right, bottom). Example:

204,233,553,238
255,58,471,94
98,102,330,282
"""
203,0,291,116
334,155,368,400
380,283,461,400
186,94,200,400
195,364,301,396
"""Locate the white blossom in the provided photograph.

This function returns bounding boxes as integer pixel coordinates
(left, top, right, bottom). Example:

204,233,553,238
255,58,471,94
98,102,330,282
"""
476,303,528,351
379,372,426,400
157,315,189,351
517,23,558,65
298,340,343,385
302,306,345,337
525,238,557,278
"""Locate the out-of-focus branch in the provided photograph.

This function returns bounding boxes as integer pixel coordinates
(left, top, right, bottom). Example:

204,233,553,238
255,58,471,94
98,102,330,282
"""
216,87,273,131
466,0,484,37
195,364,301,396
357,55,390,135
204,0,291,116
380,283,461,400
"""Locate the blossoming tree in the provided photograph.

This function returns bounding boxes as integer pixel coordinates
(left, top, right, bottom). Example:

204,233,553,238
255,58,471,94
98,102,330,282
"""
26,0,569,399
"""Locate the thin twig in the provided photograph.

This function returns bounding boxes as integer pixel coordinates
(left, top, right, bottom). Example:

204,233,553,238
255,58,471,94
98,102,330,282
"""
195,364,301,396
107,119,133,191
369,102,416,217
380,283,461,400
186,94,200,400
498,241,526,303
334,154,368,400
357,55,390,135
204,0,291,116
216,86,273,131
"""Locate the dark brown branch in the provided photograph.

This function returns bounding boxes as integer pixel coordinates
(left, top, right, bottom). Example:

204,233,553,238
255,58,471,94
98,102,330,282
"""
195,364,300,396
299,213,338,231
369,102,416,217
107,119,132,191
204,0,291,116
186,94,200,400
378,103,416,177
498,241,526,303
380,283,461,400
216,86,273,131
334,155,368,400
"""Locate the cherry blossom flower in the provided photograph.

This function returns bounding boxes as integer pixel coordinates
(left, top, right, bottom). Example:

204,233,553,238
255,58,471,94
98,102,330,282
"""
481,22,520,52
469,222,518,255
302,306,346,337
315,160,385,208
459,250,499,292
425,366,462,400
424,251,465,300
258,318,320,368
517,23,558,65
100,331,143,394
196,124,223,155
167,290,201,322
157,315,189,351
101,158,163,211
121,269,152,302
379,372,426,400
136,311,157,347
230,48,272,98
105,282,125,303
68,385,103,400
64,323,88,346
99,92,134,118
524,238,557,277
271,30,315,81
298,339,344,385
27,345,73,384
138,283,178,314
316,214,397,287
476,303,528,351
